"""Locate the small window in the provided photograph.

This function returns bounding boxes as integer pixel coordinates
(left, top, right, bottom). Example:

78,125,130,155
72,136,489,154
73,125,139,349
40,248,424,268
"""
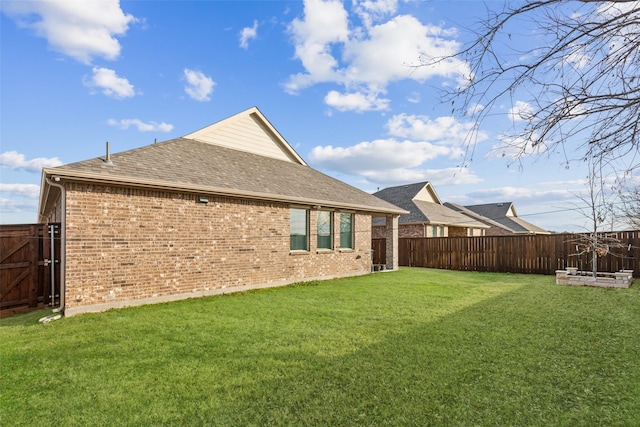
339,213,354,249
317,210,333,250
431,225,437,238
290,208,309,251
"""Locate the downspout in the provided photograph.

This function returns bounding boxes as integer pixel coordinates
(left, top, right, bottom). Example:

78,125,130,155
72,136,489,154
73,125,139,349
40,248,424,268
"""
44,175,66,314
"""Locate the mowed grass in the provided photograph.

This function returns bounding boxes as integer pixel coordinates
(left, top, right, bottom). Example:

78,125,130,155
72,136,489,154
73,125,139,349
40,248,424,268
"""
1,268,639,426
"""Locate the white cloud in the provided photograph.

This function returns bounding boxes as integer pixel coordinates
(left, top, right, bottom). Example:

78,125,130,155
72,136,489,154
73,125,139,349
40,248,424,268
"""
0,151,62,172
563,44,590,70
311,138,453,174
183,68,215,102
353,0,398,28
485,133,547,160
286,1,470,112
508,100,534,122
309,138,481,187
324,90,390,112
286,0,350,91
386,114,487,146
362,167,481,187
239,20,258,49
108,119,173,132
466,103,484,116
84,67,135,99
1,0,136,64
407,92,420,104
309,110,490,187
0,183,41,198
467,185,574,203
342,15,465,85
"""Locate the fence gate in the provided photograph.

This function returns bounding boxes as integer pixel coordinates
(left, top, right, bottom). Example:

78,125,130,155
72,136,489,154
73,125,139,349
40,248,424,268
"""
0,223,60,318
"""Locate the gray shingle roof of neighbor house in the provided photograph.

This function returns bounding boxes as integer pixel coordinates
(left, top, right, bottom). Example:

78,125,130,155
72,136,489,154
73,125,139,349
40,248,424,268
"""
445,202,550,234
39,107,406,219
372,181,487,228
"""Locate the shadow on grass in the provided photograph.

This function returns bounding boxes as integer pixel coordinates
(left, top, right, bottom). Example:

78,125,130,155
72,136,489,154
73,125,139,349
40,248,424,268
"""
0,309,54,328
2,271,639,426
211,282,640,426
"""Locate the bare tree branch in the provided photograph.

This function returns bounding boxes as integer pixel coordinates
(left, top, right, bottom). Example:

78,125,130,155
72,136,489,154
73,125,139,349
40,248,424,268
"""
428,0,640,174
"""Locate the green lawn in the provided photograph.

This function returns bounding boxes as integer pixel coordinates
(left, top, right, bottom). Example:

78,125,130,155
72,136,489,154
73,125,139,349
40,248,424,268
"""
1,268,639,426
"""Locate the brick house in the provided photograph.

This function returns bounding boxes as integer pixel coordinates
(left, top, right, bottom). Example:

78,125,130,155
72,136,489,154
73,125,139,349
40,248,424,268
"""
38,107,405,316
372,182,488,238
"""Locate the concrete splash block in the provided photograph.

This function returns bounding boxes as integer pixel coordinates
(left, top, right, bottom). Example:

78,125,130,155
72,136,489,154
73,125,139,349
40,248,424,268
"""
556,269,634,289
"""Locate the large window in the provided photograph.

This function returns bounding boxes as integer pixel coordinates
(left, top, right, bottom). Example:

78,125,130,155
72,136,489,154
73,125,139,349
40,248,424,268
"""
290,208,309,251
317,210,333,250
339,213,354,249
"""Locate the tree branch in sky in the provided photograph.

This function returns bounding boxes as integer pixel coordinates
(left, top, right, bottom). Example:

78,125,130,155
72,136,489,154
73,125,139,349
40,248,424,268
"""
429,0,639,178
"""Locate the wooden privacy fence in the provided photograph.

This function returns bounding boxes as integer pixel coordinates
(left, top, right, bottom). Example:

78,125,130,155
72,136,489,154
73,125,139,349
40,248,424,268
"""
372,238,386,265
0,223,60,317
373,230,639,277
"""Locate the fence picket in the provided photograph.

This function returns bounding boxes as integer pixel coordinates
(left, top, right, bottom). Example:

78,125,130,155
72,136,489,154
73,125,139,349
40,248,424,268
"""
373,231,639,277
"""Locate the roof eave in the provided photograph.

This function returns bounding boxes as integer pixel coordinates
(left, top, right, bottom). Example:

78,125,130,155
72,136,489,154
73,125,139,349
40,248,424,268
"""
400,220,490,229
43,168,407,216
38,171,50,222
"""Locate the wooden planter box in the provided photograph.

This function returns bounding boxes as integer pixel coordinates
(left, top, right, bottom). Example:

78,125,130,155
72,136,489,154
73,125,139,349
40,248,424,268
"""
556,269,634,288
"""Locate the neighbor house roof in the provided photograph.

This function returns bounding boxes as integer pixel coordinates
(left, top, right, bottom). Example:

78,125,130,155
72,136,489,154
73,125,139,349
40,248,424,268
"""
372,182,487,228
39,107,406,220
445,202,549,234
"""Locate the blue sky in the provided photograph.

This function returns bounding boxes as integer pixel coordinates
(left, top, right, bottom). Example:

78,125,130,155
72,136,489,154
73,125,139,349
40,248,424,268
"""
0,0,631,231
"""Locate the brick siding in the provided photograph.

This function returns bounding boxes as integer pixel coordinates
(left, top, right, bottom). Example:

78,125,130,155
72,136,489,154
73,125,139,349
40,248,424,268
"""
448,227,467,237
60,183,372,314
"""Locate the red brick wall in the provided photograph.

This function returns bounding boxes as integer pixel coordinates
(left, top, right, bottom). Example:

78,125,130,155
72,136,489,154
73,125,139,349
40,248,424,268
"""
62,183,372,314
399,224,425,238
448,227,467,237
374,224,426,238
372,225,386,239
484,226,513,236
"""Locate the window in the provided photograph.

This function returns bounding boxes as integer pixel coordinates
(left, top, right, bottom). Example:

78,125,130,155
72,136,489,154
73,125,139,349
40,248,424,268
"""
290,208,309,251
317,210,333,250
339,213,354,249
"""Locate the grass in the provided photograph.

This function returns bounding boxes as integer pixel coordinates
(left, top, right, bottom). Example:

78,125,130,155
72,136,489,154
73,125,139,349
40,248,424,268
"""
1,268,639,426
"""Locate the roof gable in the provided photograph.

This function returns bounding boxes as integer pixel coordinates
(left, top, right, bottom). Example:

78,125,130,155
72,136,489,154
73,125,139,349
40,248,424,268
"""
40,109,407,220
459,202,549,234
465,202,512,219
413,182,441,204
183,106,306,165
373,181,486,228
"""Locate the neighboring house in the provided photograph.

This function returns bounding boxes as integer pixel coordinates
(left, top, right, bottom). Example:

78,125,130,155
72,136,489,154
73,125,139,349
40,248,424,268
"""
444,202,550,236
39,107,406,316
372,182,488,238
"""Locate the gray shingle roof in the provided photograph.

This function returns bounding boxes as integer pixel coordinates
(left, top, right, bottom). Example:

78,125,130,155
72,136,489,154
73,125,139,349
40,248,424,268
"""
373,182,431,223
44,138,405,215
372,182,486,228
447,202,549,234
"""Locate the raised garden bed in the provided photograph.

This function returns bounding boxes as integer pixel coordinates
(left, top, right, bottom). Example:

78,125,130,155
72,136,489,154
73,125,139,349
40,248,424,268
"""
556,268,634,288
